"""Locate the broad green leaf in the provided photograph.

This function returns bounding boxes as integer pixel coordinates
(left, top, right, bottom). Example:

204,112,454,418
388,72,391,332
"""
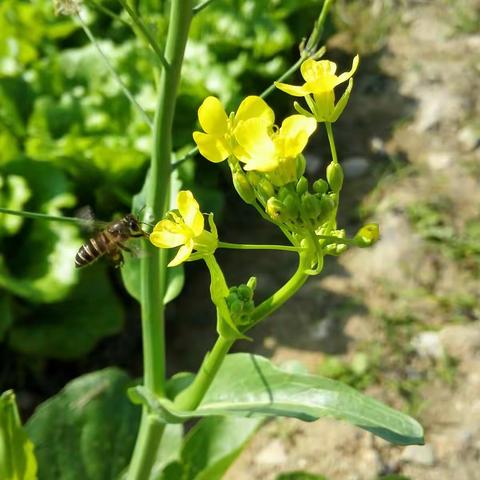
131,354,424,446
26,369,139,480
154,416,261,480
9,266,123,359
0,174,31,236
0,390,37,480
0,159,80,303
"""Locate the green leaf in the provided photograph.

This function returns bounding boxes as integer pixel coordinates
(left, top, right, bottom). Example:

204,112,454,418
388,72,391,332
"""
0,159,80,303
0,174,31,236
0,390,38,480
154,417,261,480
9,266,124,359
26,369,139,480
276,473,328,480
132,354,424,446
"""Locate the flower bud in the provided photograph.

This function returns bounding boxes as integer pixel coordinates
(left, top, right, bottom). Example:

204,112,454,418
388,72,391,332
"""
296,154,307,179
277,186,290,201
238,284,253,301
326,162,344,193
353,223,380,247
266,197,284,221
296,176,308,195
301,192,321,219
232,169,256,204
258,178,275,201
230,300,243,316
313,179,328,195
247,276,257,290
283,194,300,219
319,194,335,215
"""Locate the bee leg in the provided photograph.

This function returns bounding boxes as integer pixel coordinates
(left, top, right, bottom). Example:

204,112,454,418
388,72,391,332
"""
118,243,133,253
111,251,124,268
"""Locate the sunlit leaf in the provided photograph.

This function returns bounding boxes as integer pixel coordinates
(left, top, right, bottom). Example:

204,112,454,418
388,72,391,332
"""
131,354,424,446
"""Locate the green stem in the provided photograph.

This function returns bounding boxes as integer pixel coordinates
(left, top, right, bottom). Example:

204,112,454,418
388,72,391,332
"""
247,253,310,330
304,0,334,55
174,335,234,411
325,122,338,164
0,207,88,225
117,0,168,69
127,1,193,479
218,241,300,253
193,0,216,14
173,253,309,412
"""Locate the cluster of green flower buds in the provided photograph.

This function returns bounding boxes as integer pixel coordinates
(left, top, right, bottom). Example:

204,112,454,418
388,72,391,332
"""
225,277,256,328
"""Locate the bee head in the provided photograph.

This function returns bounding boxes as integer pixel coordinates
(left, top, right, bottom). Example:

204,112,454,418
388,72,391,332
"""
125,214,141,233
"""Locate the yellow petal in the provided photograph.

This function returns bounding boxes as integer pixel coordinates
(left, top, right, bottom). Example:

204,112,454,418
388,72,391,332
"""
235,96,274,126
193,131,229,163
242,156,279,172
150,220,187,248
278,115,317,158
197,96,228,135
335,54,359,86
177,190,204,236
301,58,337,82
275,81,310,97
168,241,194,267
234,118,275,163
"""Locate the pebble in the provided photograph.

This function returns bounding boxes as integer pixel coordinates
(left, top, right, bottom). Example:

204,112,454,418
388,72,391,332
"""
255,439,287,466
400,444,436,466
411,331,444,359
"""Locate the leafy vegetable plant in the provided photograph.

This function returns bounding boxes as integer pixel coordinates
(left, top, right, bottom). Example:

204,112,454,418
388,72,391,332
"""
0,1,424,479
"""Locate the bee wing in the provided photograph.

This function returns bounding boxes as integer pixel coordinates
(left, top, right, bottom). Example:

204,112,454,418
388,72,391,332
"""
75,206,109,232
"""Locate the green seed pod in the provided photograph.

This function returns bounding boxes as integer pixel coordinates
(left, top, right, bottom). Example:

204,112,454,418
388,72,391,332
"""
313,178,328,195
296,176,308,195
232,170,256,204
326,162,344,193
296,154,307,179
266,197,284,221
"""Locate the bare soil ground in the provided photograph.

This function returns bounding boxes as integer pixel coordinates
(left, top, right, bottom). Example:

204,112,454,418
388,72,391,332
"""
219,1,480,478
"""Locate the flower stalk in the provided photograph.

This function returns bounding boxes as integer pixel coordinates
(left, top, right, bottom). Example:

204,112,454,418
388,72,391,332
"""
127,1,193,479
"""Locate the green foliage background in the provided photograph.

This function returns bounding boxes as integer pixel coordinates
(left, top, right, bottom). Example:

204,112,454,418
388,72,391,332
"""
0,0,324,360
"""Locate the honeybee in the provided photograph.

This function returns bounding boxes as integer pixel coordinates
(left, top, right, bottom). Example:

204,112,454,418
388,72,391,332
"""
74,213,148,268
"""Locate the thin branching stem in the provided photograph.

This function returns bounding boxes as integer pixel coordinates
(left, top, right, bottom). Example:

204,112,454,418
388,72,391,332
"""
117,0,169,69
76,11,153,129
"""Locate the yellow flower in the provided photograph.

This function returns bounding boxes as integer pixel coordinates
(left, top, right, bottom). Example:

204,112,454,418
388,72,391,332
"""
275,55,359,122
150,190,218,266
233,114,317,176
192,96,274,163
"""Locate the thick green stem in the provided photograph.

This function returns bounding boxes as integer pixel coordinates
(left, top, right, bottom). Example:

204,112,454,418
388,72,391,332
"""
174,336,234,411
127,1,193,479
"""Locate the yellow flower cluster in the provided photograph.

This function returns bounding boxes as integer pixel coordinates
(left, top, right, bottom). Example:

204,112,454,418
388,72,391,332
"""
193,96,316,174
